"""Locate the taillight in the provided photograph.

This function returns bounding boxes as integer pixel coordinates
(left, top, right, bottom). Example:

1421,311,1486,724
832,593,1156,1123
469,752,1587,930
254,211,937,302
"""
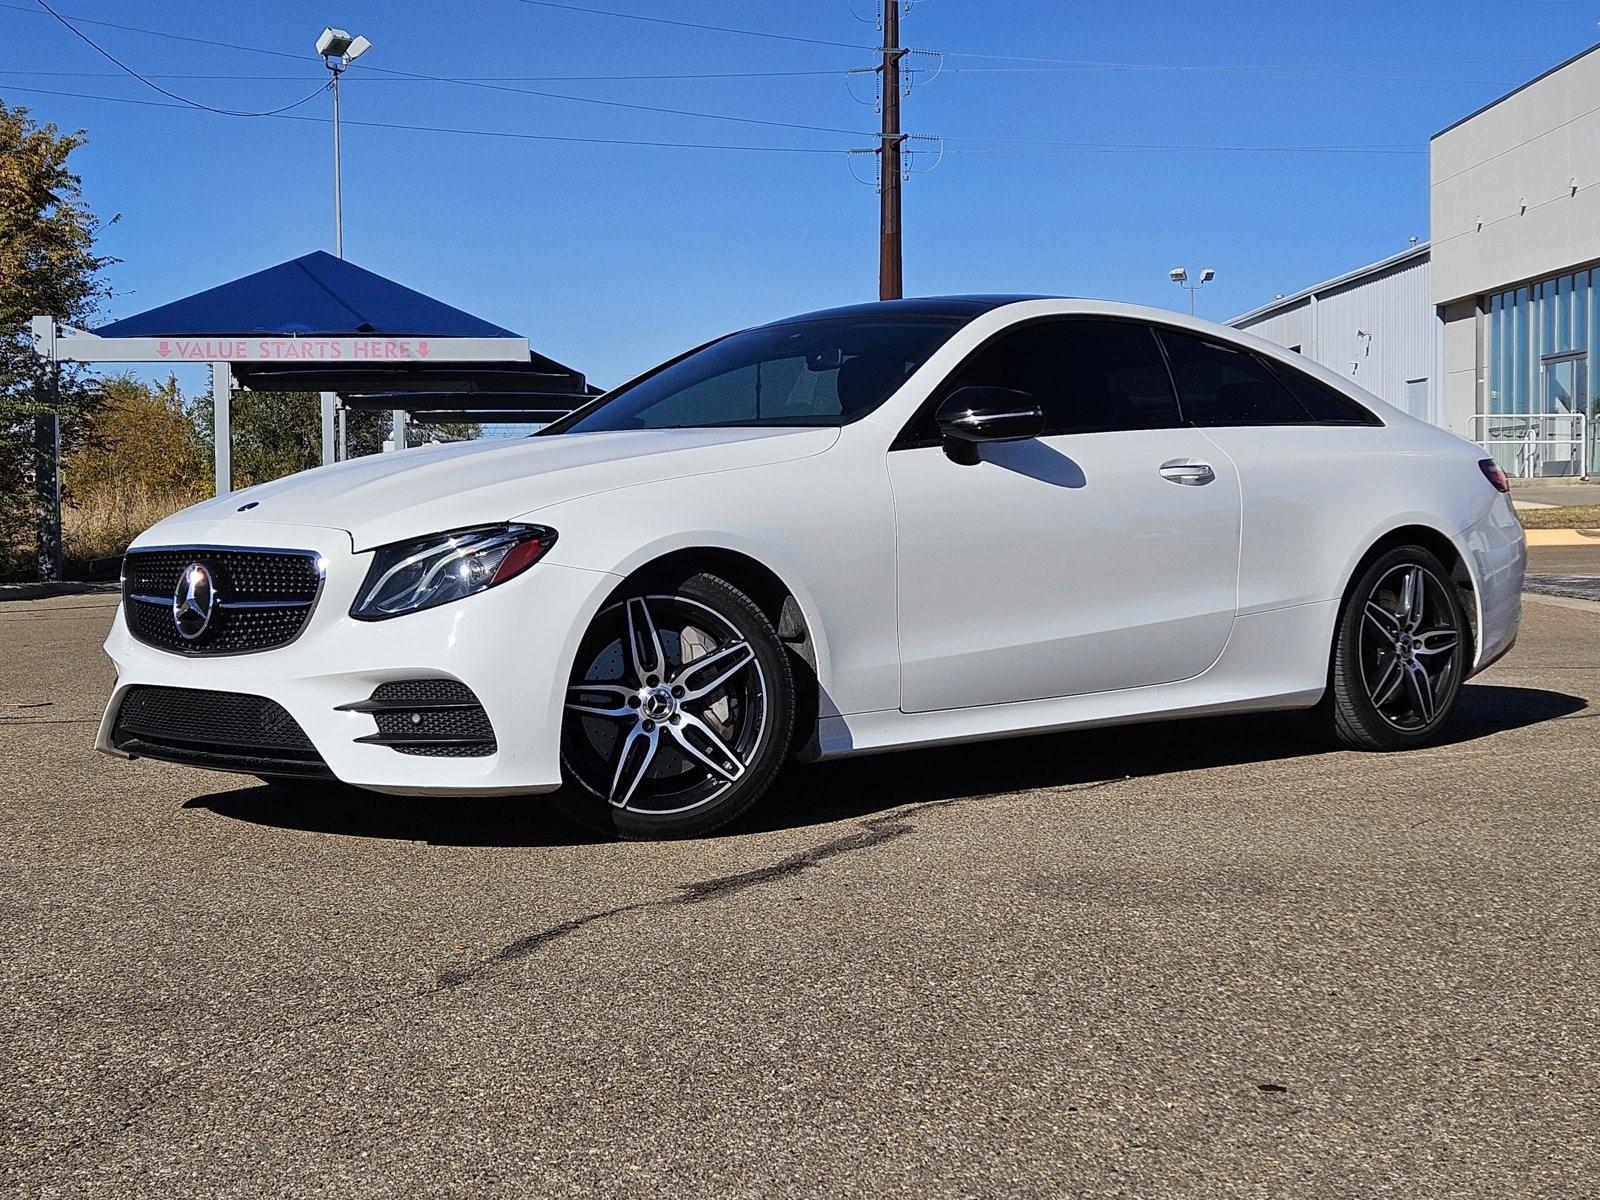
1478,458,1510,494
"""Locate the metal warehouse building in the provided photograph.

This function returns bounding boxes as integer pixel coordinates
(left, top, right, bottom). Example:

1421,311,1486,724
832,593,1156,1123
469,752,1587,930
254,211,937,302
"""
1231,241,1435,424
1235,42,1600,478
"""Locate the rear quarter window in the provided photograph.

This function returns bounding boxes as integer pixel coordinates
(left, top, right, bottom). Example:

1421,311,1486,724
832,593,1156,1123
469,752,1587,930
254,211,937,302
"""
1265,360,1384,426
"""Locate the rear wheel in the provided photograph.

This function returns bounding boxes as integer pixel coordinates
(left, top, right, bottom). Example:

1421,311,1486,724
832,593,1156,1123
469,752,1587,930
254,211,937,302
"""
1322,545,1468,751
552,572,794,839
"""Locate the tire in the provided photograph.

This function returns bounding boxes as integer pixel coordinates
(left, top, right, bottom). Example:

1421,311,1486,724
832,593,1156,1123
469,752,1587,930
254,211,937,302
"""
551,571,796,840
1321,545,1469,751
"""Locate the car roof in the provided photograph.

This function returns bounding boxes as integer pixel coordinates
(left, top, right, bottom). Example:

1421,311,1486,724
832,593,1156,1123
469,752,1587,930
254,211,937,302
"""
760,295,1054,326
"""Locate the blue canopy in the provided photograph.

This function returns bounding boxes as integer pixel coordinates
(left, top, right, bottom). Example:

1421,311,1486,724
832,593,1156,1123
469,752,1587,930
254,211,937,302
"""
94,251,520,339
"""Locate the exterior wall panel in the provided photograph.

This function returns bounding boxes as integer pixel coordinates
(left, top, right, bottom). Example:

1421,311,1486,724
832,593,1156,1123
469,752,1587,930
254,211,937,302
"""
1233,249,1434,420
1432,45,1600,307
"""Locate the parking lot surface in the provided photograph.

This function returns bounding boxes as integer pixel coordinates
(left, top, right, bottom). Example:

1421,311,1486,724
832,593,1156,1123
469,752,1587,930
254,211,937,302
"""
1526,543,1600,603
2,582,1597,1198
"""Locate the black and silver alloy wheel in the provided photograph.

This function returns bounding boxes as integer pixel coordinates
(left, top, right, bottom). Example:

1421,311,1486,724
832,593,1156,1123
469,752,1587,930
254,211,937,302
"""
556,572,794,838
1324,545,1469,751
1358,563,1461,731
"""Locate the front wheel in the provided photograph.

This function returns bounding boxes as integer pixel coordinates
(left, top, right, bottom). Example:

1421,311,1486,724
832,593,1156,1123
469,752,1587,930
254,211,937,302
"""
552,572,795,839
1322,545,1469,751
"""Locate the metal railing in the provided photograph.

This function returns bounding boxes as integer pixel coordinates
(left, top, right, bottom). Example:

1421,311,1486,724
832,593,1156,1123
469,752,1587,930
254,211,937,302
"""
1470,412,1590,479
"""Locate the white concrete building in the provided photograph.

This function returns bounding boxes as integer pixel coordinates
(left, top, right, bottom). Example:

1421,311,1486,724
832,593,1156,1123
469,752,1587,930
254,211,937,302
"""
1432,43,1600,478
1236,42,1600,477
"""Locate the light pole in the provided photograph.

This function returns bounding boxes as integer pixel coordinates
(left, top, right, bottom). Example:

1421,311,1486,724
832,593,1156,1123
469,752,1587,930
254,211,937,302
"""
316,27,371,259
1169,266,1215,315
316,28,371,463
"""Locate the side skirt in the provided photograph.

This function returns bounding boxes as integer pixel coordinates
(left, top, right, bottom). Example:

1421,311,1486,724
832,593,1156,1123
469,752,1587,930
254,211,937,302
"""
815,599,1337,759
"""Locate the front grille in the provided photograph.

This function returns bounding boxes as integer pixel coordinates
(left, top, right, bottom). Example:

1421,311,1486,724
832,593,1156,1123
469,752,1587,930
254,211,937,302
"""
339,678,497,758
111,685,331,778
122,547,322,655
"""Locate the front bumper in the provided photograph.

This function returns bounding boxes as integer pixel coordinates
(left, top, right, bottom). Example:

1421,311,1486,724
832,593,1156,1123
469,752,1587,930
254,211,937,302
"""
97,524,620,795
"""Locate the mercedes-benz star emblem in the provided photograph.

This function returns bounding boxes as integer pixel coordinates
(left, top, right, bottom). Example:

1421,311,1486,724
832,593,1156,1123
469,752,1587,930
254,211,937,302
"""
172,563,216,641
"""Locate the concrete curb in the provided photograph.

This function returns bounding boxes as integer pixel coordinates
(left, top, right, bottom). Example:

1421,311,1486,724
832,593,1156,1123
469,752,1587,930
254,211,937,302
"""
1522,528,1600,546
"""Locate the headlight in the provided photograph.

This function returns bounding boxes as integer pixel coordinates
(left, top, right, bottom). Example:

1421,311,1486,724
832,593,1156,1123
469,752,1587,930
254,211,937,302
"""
351,524,557,620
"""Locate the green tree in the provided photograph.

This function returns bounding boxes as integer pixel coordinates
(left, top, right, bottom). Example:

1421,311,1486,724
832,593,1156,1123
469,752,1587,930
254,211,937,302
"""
190,391,479,489
67,373,208,497
0,100,112,577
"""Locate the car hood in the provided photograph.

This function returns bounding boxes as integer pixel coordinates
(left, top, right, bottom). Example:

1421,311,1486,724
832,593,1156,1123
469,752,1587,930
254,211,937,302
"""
140,426,839,551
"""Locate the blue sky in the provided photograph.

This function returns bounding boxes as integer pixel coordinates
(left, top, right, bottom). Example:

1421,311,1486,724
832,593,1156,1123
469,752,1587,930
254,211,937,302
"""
3,0,1597,390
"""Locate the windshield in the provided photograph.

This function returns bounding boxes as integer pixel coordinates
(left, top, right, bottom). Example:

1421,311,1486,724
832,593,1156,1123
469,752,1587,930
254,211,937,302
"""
549,315,965,434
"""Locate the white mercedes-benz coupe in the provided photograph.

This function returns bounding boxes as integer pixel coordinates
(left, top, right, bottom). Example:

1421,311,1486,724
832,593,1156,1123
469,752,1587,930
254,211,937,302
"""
99,297,1525,838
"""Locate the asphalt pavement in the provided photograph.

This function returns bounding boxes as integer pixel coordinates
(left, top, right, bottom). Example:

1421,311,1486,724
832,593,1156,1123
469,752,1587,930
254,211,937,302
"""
1526,543,1600,603
2,582,1597,1198
1509,480,1600,507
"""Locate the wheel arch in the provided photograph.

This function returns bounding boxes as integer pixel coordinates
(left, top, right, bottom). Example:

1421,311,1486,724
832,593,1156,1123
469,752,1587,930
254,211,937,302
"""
589,541,831,757
1334,521,1479,666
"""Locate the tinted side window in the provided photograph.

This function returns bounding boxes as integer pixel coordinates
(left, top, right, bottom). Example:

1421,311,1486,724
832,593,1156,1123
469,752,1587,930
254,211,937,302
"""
1159,330,1312,426
1268,361,1382,425
937,319,1181,437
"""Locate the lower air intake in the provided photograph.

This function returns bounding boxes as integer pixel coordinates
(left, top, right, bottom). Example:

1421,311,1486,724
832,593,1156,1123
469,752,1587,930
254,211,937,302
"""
339,679,497,758
111,685,331,778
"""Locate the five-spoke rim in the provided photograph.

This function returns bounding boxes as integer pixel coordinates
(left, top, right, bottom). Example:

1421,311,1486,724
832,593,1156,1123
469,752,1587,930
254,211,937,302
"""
1358,563,1462,731
562,594,768,815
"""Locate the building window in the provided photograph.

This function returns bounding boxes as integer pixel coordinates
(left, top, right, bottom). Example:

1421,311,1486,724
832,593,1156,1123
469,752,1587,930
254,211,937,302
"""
1485,266,1600,475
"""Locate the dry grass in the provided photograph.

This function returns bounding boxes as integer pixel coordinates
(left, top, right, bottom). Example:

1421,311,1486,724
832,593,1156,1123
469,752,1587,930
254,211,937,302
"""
1517,504,1600,529
62,483,204,563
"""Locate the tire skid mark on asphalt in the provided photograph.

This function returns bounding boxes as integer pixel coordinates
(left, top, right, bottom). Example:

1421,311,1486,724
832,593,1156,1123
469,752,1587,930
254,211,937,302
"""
430,803,948,990
12,780,1124,1175
438,784,1132,992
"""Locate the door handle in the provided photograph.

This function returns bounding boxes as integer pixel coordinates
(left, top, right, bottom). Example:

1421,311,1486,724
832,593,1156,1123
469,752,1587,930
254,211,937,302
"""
1159,459,1215,486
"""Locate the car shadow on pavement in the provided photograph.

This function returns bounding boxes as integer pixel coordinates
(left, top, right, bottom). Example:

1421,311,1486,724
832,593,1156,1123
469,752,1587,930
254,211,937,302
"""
183,683,1584,846
743,682,1588,833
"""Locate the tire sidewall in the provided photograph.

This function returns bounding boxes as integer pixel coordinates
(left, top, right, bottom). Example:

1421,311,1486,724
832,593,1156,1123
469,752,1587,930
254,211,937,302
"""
554,572,796,840
1330,545,1469,749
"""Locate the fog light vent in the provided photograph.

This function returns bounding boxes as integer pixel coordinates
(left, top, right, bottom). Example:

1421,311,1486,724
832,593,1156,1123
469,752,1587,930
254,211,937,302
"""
337,679,496,758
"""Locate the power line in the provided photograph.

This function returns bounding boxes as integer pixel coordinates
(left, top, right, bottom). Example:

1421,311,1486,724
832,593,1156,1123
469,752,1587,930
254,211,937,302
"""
938,65,1521,85
1,1,1545,84
918,46,1551,70
499,0,1548,75
12,0,868,139
949,143,1426,156
940,131,1420,152
2,83,1435,158
359,63,872,137
0,65,859,83
30,0,329,116
0,84,855,153
0,1,311,61
509,0,877,51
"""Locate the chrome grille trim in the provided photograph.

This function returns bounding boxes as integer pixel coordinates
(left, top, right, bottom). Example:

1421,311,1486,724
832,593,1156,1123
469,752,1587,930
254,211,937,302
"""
121,545,326,656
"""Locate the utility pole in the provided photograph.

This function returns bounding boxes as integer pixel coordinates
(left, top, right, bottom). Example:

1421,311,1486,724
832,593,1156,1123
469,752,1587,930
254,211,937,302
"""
878,1,906,300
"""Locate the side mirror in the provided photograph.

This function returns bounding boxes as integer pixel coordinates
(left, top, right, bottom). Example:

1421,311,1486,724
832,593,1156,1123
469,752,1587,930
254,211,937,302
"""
934,386,1045,464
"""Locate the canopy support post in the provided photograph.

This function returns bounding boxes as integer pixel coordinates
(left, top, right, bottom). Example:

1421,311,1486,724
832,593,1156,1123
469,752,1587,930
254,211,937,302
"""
320,392,337,466
33,402,61,583
389,408,407,452
212,362,232,495
29,317,62,582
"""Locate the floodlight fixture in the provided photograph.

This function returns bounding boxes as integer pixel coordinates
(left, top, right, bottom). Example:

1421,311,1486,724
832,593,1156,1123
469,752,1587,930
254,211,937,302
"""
1169,265,1216,314
317,27,353,58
